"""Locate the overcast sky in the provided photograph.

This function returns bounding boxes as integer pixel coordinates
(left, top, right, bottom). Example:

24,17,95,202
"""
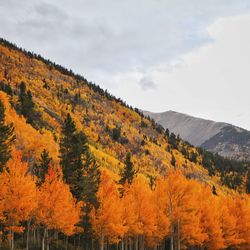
1,0,250,129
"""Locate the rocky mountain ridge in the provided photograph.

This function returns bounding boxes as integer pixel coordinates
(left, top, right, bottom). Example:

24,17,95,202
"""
144,110,250,161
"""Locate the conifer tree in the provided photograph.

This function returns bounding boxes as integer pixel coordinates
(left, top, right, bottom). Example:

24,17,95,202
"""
0,100,15,170
60,114,88,200
119,152,136,186
60,113,100,246
82,150,100,206
171,153,176,168
18,82,35,124
33,149,52,185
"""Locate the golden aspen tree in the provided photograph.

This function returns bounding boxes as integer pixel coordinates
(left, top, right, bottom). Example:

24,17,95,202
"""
197,186,224,250
229,194,250,248
219,195,241,248
91,170,126,250
151,177,170,247
36,165,82,250
122,175,156,250
164,170,205,250
0,152,37,250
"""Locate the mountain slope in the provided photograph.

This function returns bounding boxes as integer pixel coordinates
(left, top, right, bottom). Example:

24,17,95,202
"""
0,38,249,193
144,110,250,161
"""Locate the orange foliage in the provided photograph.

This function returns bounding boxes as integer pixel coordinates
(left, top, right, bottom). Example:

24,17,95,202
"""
91,170,126,247
0,151,37,233
36,166,82,236
122,176,156,246
0,91,59,163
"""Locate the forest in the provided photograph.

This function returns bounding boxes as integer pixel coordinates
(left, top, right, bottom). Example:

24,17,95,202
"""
0,39,249,250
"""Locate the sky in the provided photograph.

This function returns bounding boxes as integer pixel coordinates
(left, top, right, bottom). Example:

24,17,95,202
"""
1,0,250,129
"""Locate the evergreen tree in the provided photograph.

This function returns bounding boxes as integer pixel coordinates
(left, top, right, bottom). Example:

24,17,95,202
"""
0,100,15,170
18,82,35,124
165,128,170,138
246,170,250,194
119,152,136,185
82,150,100,206
60,114,100,247
81,150,100,243
212,185,217,195
111,126,121,141
60,114,88,200
33,149,52,185
171,153,176,168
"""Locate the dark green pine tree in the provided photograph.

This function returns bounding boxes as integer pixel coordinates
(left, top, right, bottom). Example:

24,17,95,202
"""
60,114,100,246
119,152,136,185
0,100,16,170
18,82,35,124
212,185,217,195
81,150,100,243
60,114,88,200
33,149,52,186
246,170,250,194
82,150,100,206
171,153,176,168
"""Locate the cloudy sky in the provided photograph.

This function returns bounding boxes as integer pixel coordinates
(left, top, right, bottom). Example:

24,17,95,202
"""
1,0,250,129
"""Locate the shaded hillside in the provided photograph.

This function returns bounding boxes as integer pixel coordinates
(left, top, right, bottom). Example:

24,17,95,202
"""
144,110,250,161
0,38,249,193
202,125,250,161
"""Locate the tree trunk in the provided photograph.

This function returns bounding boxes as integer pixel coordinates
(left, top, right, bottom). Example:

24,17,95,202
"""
125,238,128,250
100,233,104,250
42,228,46,250
11,230,14,250
26,220,31,250
66,236,68,250
177,220,180,250
121,238,124,250
46,229,49,250
170,226,174,250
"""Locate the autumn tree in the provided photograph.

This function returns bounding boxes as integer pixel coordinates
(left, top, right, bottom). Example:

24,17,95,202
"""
229,194,250,248
164,170,205,250
152,177,170,247
0,99,15,170
91,171,126,250
197,185,224,250
0,152,37,250
122,176,156,249
36,165,82,250
219,195,241,248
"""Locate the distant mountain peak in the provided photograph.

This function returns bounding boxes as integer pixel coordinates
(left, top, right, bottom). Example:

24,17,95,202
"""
144,110,250,161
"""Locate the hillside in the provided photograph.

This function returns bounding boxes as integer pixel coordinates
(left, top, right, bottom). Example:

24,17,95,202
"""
144,110,250,161
0,38,249,193
0,38,250,250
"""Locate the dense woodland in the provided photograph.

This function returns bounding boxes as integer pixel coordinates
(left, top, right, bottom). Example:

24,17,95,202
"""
0,39,249,249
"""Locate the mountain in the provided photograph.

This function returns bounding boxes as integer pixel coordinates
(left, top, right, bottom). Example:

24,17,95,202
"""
143,110,250,161
0,38,249,193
